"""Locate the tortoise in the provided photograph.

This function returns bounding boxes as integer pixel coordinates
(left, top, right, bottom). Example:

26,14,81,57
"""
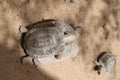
64,0,79,3
20,20,81,66
94,52,116,75
64,0,75,3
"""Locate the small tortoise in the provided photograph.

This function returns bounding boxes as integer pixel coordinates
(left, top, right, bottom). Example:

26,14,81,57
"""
94,52,116,75
20,20,81,66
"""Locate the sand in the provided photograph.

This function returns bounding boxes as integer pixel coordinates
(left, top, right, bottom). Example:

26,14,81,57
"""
0,0,120,80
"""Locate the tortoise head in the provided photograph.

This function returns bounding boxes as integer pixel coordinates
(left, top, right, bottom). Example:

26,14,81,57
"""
63,27,81,43
97,65,103,75
94,65,103,75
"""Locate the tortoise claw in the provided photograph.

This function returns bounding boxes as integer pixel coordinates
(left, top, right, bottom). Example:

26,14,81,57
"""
32,59,38,68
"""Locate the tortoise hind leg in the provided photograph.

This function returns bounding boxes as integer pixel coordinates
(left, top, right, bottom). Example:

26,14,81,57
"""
21,55,41,68
21,55,33,65
19,26,28,33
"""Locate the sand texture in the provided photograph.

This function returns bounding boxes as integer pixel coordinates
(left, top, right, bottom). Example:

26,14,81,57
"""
0,0,120,80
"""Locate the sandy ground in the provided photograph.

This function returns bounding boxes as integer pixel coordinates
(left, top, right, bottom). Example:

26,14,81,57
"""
0,0,120,80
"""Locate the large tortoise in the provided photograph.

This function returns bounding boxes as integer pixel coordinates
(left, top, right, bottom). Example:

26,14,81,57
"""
20,20,81,66
94,52,116,75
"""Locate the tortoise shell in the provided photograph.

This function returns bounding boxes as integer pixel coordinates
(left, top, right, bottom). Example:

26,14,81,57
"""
22,20,77,59
95,52,116,74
